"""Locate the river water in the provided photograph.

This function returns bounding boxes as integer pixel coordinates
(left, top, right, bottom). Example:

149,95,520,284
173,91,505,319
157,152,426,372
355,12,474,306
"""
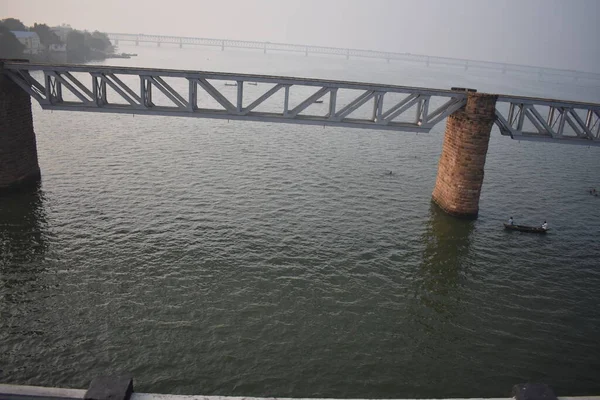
1,45,600,398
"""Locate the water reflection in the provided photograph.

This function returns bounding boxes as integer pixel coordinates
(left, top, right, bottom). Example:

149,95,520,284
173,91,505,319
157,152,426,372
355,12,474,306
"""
0,183,50,304
415,202,475,317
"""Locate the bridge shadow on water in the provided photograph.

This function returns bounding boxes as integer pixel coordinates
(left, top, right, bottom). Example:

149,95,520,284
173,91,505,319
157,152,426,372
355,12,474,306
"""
0,183,51,305
387,202,481,398
414,201,475,320
0,184,56,385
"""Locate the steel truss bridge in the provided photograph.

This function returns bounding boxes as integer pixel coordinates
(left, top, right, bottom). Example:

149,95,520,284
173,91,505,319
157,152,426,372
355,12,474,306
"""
107,33,600,82
3,61,600,146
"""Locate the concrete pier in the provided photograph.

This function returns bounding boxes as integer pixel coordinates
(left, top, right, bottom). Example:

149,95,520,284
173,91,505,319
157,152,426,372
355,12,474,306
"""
0,62,41,193
432,92,498,218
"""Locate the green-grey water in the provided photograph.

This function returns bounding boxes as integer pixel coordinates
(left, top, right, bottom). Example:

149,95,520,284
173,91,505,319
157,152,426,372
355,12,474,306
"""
1,45,600,398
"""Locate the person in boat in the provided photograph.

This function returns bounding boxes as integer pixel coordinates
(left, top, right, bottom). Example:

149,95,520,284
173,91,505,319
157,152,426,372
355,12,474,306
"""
541,221,548,230
508,216,514,225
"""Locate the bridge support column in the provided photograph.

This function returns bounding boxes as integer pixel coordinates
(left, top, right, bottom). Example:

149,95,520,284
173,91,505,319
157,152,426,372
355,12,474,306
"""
431,92,497,218
0,66,41,193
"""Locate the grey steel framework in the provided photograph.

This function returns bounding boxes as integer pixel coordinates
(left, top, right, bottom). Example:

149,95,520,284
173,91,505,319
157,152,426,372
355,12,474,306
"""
107,32,600,82
2,62,600,146
495,96,600,145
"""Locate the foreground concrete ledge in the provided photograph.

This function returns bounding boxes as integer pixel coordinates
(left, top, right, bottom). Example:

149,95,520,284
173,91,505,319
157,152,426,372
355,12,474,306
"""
132,397,600,400
0,383,86,399
133,397,514,400
1,385,600,400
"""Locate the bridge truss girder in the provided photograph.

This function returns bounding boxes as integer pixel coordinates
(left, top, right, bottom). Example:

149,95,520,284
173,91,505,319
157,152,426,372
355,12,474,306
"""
495,96,600,146
2,62,468,133
2,62,600,146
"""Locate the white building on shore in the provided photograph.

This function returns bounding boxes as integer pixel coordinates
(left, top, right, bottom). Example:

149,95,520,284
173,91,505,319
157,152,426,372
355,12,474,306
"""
51,24,72,42
11,31,41,55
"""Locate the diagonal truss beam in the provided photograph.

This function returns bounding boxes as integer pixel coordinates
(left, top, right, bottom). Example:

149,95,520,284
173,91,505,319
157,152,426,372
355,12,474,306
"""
334,90,374,120
46,71,92,104
242,83,286,115
108,74,142,104
194,78,236,113
3,69,47,103
424,97,466,126
288,87,331,117
102,74,140,106
150,76,189,109
382,94,421,122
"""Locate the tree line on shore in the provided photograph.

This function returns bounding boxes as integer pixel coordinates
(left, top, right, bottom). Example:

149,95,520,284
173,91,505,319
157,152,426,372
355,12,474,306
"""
0,17,113,62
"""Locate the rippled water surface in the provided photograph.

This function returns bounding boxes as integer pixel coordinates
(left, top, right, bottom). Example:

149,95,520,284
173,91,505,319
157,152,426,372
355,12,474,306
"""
2,46,600,398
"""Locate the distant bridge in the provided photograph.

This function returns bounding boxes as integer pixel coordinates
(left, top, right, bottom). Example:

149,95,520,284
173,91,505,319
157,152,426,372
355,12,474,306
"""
106,32,600,83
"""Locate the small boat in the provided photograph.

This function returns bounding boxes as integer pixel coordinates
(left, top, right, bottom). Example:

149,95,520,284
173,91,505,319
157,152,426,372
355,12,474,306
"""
248,82,258,86
224,82,237,87
106,53,131,59
314,100,324,104
503,223,549,233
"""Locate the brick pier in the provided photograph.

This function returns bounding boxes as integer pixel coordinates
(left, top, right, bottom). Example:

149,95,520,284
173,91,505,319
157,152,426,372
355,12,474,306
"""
0,63,41,193
432,92,498,218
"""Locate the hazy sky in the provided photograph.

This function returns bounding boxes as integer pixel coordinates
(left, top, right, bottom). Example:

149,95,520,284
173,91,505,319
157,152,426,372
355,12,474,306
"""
2,0,599,71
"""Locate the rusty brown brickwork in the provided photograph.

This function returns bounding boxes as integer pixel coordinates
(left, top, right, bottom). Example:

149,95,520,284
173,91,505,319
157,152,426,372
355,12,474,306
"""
431,92,498,218
0,71,41,192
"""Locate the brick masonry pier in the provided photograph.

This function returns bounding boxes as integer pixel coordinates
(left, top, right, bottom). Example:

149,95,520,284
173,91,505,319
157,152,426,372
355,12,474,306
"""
0,62,41,193
432,92,498,218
